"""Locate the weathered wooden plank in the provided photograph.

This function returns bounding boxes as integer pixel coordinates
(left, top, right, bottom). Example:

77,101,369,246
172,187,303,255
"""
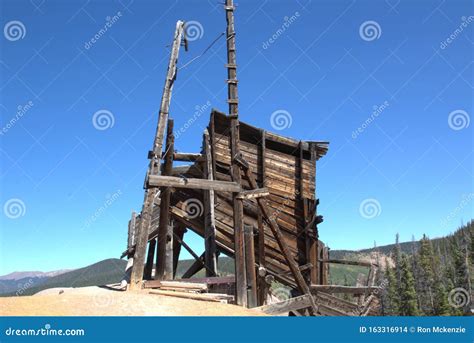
310,285,380,295
144,280,208,291
320,259,374,268
149,289,234,303
256,294,313,315
236,188,269,200
148,175,241,192
170,152,205,162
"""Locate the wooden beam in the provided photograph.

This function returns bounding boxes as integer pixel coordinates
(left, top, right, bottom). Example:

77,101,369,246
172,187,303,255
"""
147,175,241,192
130,21,185,290
244,225,258,308
256,294,313,315
320,259,375,268
234,154,318,313
155,119,175,281
172,232,216,277
236,188,269,200
203,130,217,276
144,280,208,291
182,253,205,279
149,289,234,303
165,152,205,162
310,285,380,295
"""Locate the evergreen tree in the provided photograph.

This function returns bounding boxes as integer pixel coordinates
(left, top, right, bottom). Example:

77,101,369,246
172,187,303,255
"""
399,255,420,316
384,262,400,315
433,282,451,315
417,234,435,315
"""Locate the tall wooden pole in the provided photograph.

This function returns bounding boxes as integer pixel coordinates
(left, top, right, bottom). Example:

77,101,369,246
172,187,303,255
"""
155,118,175,280
130,21,185,290
225,0,247,306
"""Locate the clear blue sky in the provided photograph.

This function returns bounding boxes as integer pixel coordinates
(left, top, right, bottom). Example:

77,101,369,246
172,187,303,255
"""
0,0,472,275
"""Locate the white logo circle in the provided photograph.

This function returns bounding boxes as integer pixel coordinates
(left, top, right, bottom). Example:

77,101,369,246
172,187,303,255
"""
4,21,26,41
183,198,203,219
270,110,292,131
448,110,470,131
92,109,115,131
359,21,382,41
4,198,26,219
185,21,204,41
448,287,470,308
359,198,381,219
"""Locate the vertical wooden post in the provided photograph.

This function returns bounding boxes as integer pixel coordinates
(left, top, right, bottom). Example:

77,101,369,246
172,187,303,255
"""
257,130,267,305
165,219,174,279
203,130,218,276
144,239,157,279
130,21,185,289
225,0,247,306
244,225,258,308
155,119,175,280
308,143,319,284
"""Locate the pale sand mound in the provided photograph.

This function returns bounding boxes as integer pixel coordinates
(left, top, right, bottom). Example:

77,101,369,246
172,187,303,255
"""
0,286,265,316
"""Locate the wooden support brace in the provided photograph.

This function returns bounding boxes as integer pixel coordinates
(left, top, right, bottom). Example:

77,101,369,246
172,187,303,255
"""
147,175,241,192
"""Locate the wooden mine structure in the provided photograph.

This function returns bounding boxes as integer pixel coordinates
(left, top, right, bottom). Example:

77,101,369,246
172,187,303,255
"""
121,0,380,315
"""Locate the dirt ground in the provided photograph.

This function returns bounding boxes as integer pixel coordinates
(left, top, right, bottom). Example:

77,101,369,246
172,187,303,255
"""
0,285,265,316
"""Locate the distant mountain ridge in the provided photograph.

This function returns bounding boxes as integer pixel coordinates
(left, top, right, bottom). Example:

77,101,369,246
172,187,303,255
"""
0,269,73,281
